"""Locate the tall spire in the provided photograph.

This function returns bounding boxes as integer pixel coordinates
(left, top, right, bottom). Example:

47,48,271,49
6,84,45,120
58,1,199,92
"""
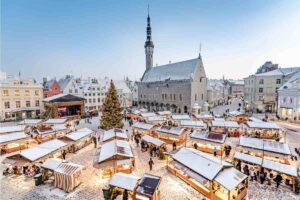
145,4,154,71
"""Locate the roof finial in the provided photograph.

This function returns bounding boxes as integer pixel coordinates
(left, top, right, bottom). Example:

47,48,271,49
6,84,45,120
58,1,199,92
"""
198,43,202,59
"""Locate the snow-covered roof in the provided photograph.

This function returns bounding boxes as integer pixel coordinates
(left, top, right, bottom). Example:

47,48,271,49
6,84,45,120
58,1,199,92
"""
255,67,300,77
194,113,213,119
65,128,93,141
109,173,139,191
157,111,172,115
0,132,28,144
19,119,42,125
214,118,225,122
146,116,166,122
246,122,281,129
43,118,67,124
228,111,245,117
278,70,300,90
211,121,240,128
139,108,148,112
102,129,127,142
114,81,132,94
239,136,291,155
0,125,24,134
190,131,226,144
234,152,262,165
37,125,67,135
98,140,133,163
132,122,154,130
141,58,199,83
228,80,244,85
142,135,165,147
133,110,141,115
180,120,206,128
172,114,191,120
43,93,68,102
140,112,157,118
172,148,225,180
156,126,185,136
42,158,64,171
262,159,298,177
214,167,247,190
20,139,67,162
249,117,263,123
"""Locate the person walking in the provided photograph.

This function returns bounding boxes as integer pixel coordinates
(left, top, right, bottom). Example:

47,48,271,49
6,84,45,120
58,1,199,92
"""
62,150,67,160
148,158,154,171
92,135,97,148
123,189,128,200
173,142,177,151
259,170,265,184
275,174,283,188
213,146,217,157
250,167,255,181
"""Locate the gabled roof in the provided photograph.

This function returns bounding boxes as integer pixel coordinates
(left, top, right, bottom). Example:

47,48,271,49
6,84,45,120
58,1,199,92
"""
43,93,85,102
98,140,133,163
278,70,300,90
65,128,93,141
0,125,25,134
255,67,300,77
102,129,127,142
58,76,73,90
141,58,200,83
0,132,28,144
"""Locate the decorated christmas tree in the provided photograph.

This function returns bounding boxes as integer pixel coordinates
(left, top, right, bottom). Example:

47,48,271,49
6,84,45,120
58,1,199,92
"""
100,80,123,130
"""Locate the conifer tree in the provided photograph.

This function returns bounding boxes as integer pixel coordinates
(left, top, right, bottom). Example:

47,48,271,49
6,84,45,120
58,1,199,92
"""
100,80,123,130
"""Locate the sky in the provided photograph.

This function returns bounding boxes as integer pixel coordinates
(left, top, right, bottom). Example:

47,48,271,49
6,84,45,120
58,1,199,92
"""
1,0,300,81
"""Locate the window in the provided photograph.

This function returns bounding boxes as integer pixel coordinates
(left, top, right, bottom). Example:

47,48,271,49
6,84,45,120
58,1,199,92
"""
4,102,10,109
93,88,95,91
200,78,202,82
179,94,182,101
98,93,100,96
89,93,91,96
26,101,30,107
259,88,263,93
162,94,164,100
15,90,20,96
35,100,40,107
75,89,78,93
25,90,30,96
69,89,72,93
89,99,92,103
98,98,101,102
170,94,172,101
259,79,264,84
3,90,9,96
35,90,39,96
259,96,263,101
290,98,293,103
93,98,96,103
173,94,176,101
85,93,87,96
165,94,167,100
141,94,143,98
16,101,21,108
283,97,286,103
201,93,204,100
195,94,197,101
276,79,281,84
93,93,95,96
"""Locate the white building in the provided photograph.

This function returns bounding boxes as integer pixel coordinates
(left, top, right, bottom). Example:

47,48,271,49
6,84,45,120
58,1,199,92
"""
277,70,300,121
228,80,244,98
0,77,44,121
207,79,229,107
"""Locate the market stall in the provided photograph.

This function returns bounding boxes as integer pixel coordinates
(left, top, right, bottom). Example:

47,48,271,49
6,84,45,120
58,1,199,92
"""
135,174,162,200
96,140,134,178
155,126,187,145
141,112,157,120
59,128,94,152
194,113,214,123
245,121,283,139
19,119,42,126
0,125,25,134
132,122,156,137
180,120,206,131
127,110,142,121
168,148,248,200
237,136,291,164
226,111,249,123
109,172,140,198
210,121,240,137
36,124,69,143
0,131,31,153
171,114,191,126
146,116,167,125
141,135,166,157
189,131,226,156
157,111,172,119
102,129,128,142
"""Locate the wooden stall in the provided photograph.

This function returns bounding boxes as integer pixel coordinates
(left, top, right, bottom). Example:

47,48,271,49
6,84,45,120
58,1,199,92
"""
36,124,69,143
109,173,140,198
157,111,172,119
194,113,214,123
146,116,167,126
155,126,187,145
132,122,156,137
180,120,206,131
210,121,240,137
171,114,191,126
189,131,226,156
245,121,283,139
0,132,31,153
127,110,143,121
226,111,249,123
135,174,162,200
102,129,128,143
168,148,248,200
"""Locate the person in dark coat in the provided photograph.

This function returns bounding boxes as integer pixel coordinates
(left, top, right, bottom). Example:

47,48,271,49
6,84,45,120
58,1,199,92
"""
275,174,283,188
123,189,128,200
173,142,177,151
148,158,154,171
62,150,67,160
92,136,97,148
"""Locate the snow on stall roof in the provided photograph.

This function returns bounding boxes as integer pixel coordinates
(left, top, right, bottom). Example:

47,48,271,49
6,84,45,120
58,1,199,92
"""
234,152,263,165
43,93,68,102
109,173,139,191
172,148,224,180
65,128,93,141
146,116,166,122
0,132,28,144
37,125,67,135
133,110,141,115
211,121,240,128
140,112,157,118
195,113,213,119
180,120,206,128
214,118,225,122
228,110,244,116
19,119,42,125
142,135,165,147
0,125,24,134
239,136,291,155
156,126,185,136
20,139,67,162
55,162,83,175
157,111,172,115
215,167,247,190
172,114,191,120
102,129,127,142
44,118,67,124
132,122,154,130
98,140,133,163
246,121,281,129
42,158,64,171
249,117,263,123
190,131,226,144
262,159,298,177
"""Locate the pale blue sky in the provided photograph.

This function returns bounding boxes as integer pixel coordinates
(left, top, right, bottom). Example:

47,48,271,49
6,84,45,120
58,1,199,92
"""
1,0,300,81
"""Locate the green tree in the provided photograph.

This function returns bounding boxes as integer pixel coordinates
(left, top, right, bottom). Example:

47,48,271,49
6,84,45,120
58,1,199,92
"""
100,80,123,130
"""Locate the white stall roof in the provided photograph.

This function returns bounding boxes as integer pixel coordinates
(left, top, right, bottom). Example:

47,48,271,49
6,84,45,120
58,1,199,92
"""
262,159,298,177
195,113,213,119
249,117,263,123
147,116,166,122
142,135,165,147
157,126,185,136
239,136,291,155
44,118,67,124
132,122,155,130
157,111,172,115
172,114,191,120
19,119,42,125
0,125,24,134
215,167,247,190
214,118,225,122
133,110,141,115
172,148,223,180
109,173,139,191
20,139,67,162
139,108,148,113
190,131,226,144
65,128,93,141
180,120,206,128
37,125,67,135
0,132,28,144
141,112,157,118
228,111,245,117
42,158,64,170
211,121,240,128
98,140,133,163
246,122,281,129
234,152,262,165
102,129,127,142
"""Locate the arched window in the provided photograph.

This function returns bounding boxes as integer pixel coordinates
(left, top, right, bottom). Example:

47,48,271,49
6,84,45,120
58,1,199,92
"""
184,106,188,113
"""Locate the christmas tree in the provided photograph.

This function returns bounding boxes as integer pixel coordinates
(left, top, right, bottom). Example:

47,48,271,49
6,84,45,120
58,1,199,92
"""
100,80,123,130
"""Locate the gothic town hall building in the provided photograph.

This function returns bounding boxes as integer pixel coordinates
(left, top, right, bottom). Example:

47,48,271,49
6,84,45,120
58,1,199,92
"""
137,13,207,114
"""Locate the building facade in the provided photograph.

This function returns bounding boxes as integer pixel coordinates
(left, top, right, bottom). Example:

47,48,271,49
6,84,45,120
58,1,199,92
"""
0,78,44,121
137,12,207,113
244,65,300,113
207,80,229,108
277,71,300,121
43,78,62,98
228,80,244,98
